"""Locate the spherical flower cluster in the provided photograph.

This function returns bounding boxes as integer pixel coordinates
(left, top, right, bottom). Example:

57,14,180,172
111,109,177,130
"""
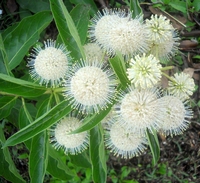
105,121,147,159
64,59,118,113
27,39,70,87
127,54,162,89
115,87,163,136
145,15,180,61
158,95,193,136
168,72,195,100
145,14,174,43
83,43,105,62
89,9,149,56
148,33,180,61
50,116,89,155
27,8,194,161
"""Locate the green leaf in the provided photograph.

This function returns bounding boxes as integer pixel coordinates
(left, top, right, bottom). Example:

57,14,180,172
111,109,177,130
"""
70,4,90,44
50,0,85,60
69,0,98,16
162,0,170,4
130,0,142,18
109,54,130,88
29,131,48,183
90,125,107,183
47,145,75,180
71,102,113,134
19,102,37,130
16,0,50,13
0,127,25,183
3,100,72,147
193,55,200,59
0,96,17,119
18,102,36,149
193,0,200,11
146,128,160,166
169,1,187,13
0,34,11,75
0,74,46,98
0,73,45,87
6,99,22,127
69,151,91,168
29,97,52,183
0,53,7,74
2,11,53,70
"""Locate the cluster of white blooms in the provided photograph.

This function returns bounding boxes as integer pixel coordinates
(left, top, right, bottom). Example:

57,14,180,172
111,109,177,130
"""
145,15,180,61
127,54,162,89
27,39,71,87
50,115,89,155
89,9,149,56
27,9,195,158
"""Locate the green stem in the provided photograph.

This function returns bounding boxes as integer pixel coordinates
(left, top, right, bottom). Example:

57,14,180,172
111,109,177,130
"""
161,66,174,71
53,88,61,104
161,71,176,83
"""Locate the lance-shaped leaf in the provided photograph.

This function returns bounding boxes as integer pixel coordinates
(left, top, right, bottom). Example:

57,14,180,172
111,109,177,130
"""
70,105,112,134
70,4,90,44
70,0,98,16
130,0,142,18
47,144,75,181
0,127,25,183
0,96,17,119
50,0,85,60
0,34,10,75
0,74,46,98
146,128,160,166
3,100,72,147
29,97,52,183
69,151,91,168
2,11,53,70
90,125,107,183
109,53,130,88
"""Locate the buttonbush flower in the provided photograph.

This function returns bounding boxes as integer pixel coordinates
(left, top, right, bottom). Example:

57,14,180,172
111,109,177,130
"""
83,43,105,62
127,54,162,89
64,59,118,113
89,9,149,56
105,121,147,159
115,87,163,135
148,33,180,61
159,95,193,136
28,39,70,87
50,116,89,155
145,15,180,61
168,72,195,100
145,14,174,44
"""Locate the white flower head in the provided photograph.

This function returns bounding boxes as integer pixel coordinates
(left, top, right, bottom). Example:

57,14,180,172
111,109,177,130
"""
148,33,180,61
127,54,162,89
28,39,70,87
105,121,147,159
168,72,195,100
145,14,175,44
50,116,89,155
83,43,105,62
115,87,163,135
89,9,149,56
159,95,193,136
64,59,118,114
